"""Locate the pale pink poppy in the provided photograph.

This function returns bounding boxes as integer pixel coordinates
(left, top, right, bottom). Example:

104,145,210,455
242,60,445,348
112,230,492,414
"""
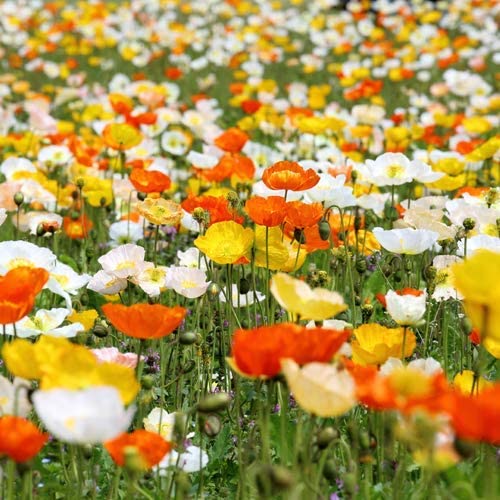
91,347,142,369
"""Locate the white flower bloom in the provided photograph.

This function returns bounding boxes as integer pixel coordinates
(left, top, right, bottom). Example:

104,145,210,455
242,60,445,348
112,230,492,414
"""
98,243,147,279
356,193,391,216
177,247,207,269
143,408,176,440
355,152,442,187
186,151,219,169
33,387,135,445
165,267,209,299
456,234,500,256
87,270,128,295
385,290,427,326
38,145,73,167
0,376,31,417
380,357,442,376
45,261,90,309
304,174,356,207
0,157,36,180
9,308,83,338
161,130,190,156
159,445,209,473
432,255,463,302
0,240,56,274
132,264,169,297
109,220,144,246
26,212,63,236
219,284,265,308
373,227,439,254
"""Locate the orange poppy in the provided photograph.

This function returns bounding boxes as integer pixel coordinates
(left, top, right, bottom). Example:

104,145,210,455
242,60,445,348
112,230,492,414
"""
262,161,320,192
230,323,349,378
129,168,171,193
284,201,324,229
102,303,187,339
125,111,157,128
181,195,244,226
0,416,48,462
102,123,143,151
245,196,286,227
449,385,500,445
105,430,171,469
0,267,49,325
214,128,249,153
63,214,93,239
199,153,255,183
109,93,134,115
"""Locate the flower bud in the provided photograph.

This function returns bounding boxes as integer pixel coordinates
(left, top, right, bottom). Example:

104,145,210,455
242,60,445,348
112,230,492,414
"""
462,218,475,232
75,177,85,189
82,444,93,460
207,282,220,301
137,191,147,201
238,277,250,295
202,415,221,437
318,219,331,241
293,227,306,244
14,191,24,206
316,427,338,449
92,324,108,338
141,375,154,390
123,446,145,472
323,459,336,481
179,331,198,345
36,223,46,237
197,392,231,413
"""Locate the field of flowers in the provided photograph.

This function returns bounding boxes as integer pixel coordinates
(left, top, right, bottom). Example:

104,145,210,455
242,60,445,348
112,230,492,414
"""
0,0,499,498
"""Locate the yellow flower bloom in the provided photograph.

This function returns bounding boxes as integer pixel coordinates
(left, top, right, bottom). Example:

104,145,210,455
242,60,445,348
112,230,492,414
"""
136,197,183,226
281,359,357,417
351,324,416,365
466,136,500,162
67,309,99,331
81,175,113,207
453,370,493,395
270,273,347,321
279,239,308,272
194,221,254,265
452,250,500,341
253,226,289,270
462,117,491,135
342,230,381,255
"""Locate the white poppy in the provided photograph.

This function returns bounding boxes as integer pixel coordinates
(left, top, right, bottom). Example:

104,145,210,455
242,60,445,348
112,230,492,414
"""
0,157,37,180
159,445,209,473
8,308,83,338
373,227,439,255
33,387,135,445
161,130,190,156
38,145,73,167
219,284,265,308
165,267,209,299
87,270,128,295
0,375,31,417
132,264,169,297
0,240,56,274
177,247,207,269
143,408,176,441
98,243,147,279
385,290,427,326
109,220,144,246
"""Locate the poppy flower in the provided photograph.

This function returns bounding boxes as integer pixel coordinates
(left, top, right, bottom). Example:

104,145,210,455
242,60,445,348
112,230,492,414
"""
63,215,93,240
194,221,254,265
0,416,48,462
105,430,172,470
0,267,49,325
109,93,134,115
270,273,347,321
182,195,243,226
449,385,500,444
281,359,357,417
245,196,287,227
229,323,349,378
262,161,320,192
284,201,324,229
351,324,416,366
136,198,183,226
129,168,171,193
102,123,143,151
214,128,248,153
198,154,255,183
385,289,427,326
102,303,187,340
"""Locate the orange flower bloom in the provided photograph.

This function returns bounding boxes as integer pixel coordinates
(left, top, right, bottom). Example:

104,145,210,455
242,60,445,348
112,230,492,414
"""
214,128,249,153
449,385,500,445
229,323,349,378
198,153,254,183
109,93,133,115
0,267,49,325
262,161,320,192
245,196,287,227
63,214,93,239
0,416,48,462
105,430,171,469
102,123,143,151
129,168,171,193
181,195,244,225
285,201,324,229
102,303,187,340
